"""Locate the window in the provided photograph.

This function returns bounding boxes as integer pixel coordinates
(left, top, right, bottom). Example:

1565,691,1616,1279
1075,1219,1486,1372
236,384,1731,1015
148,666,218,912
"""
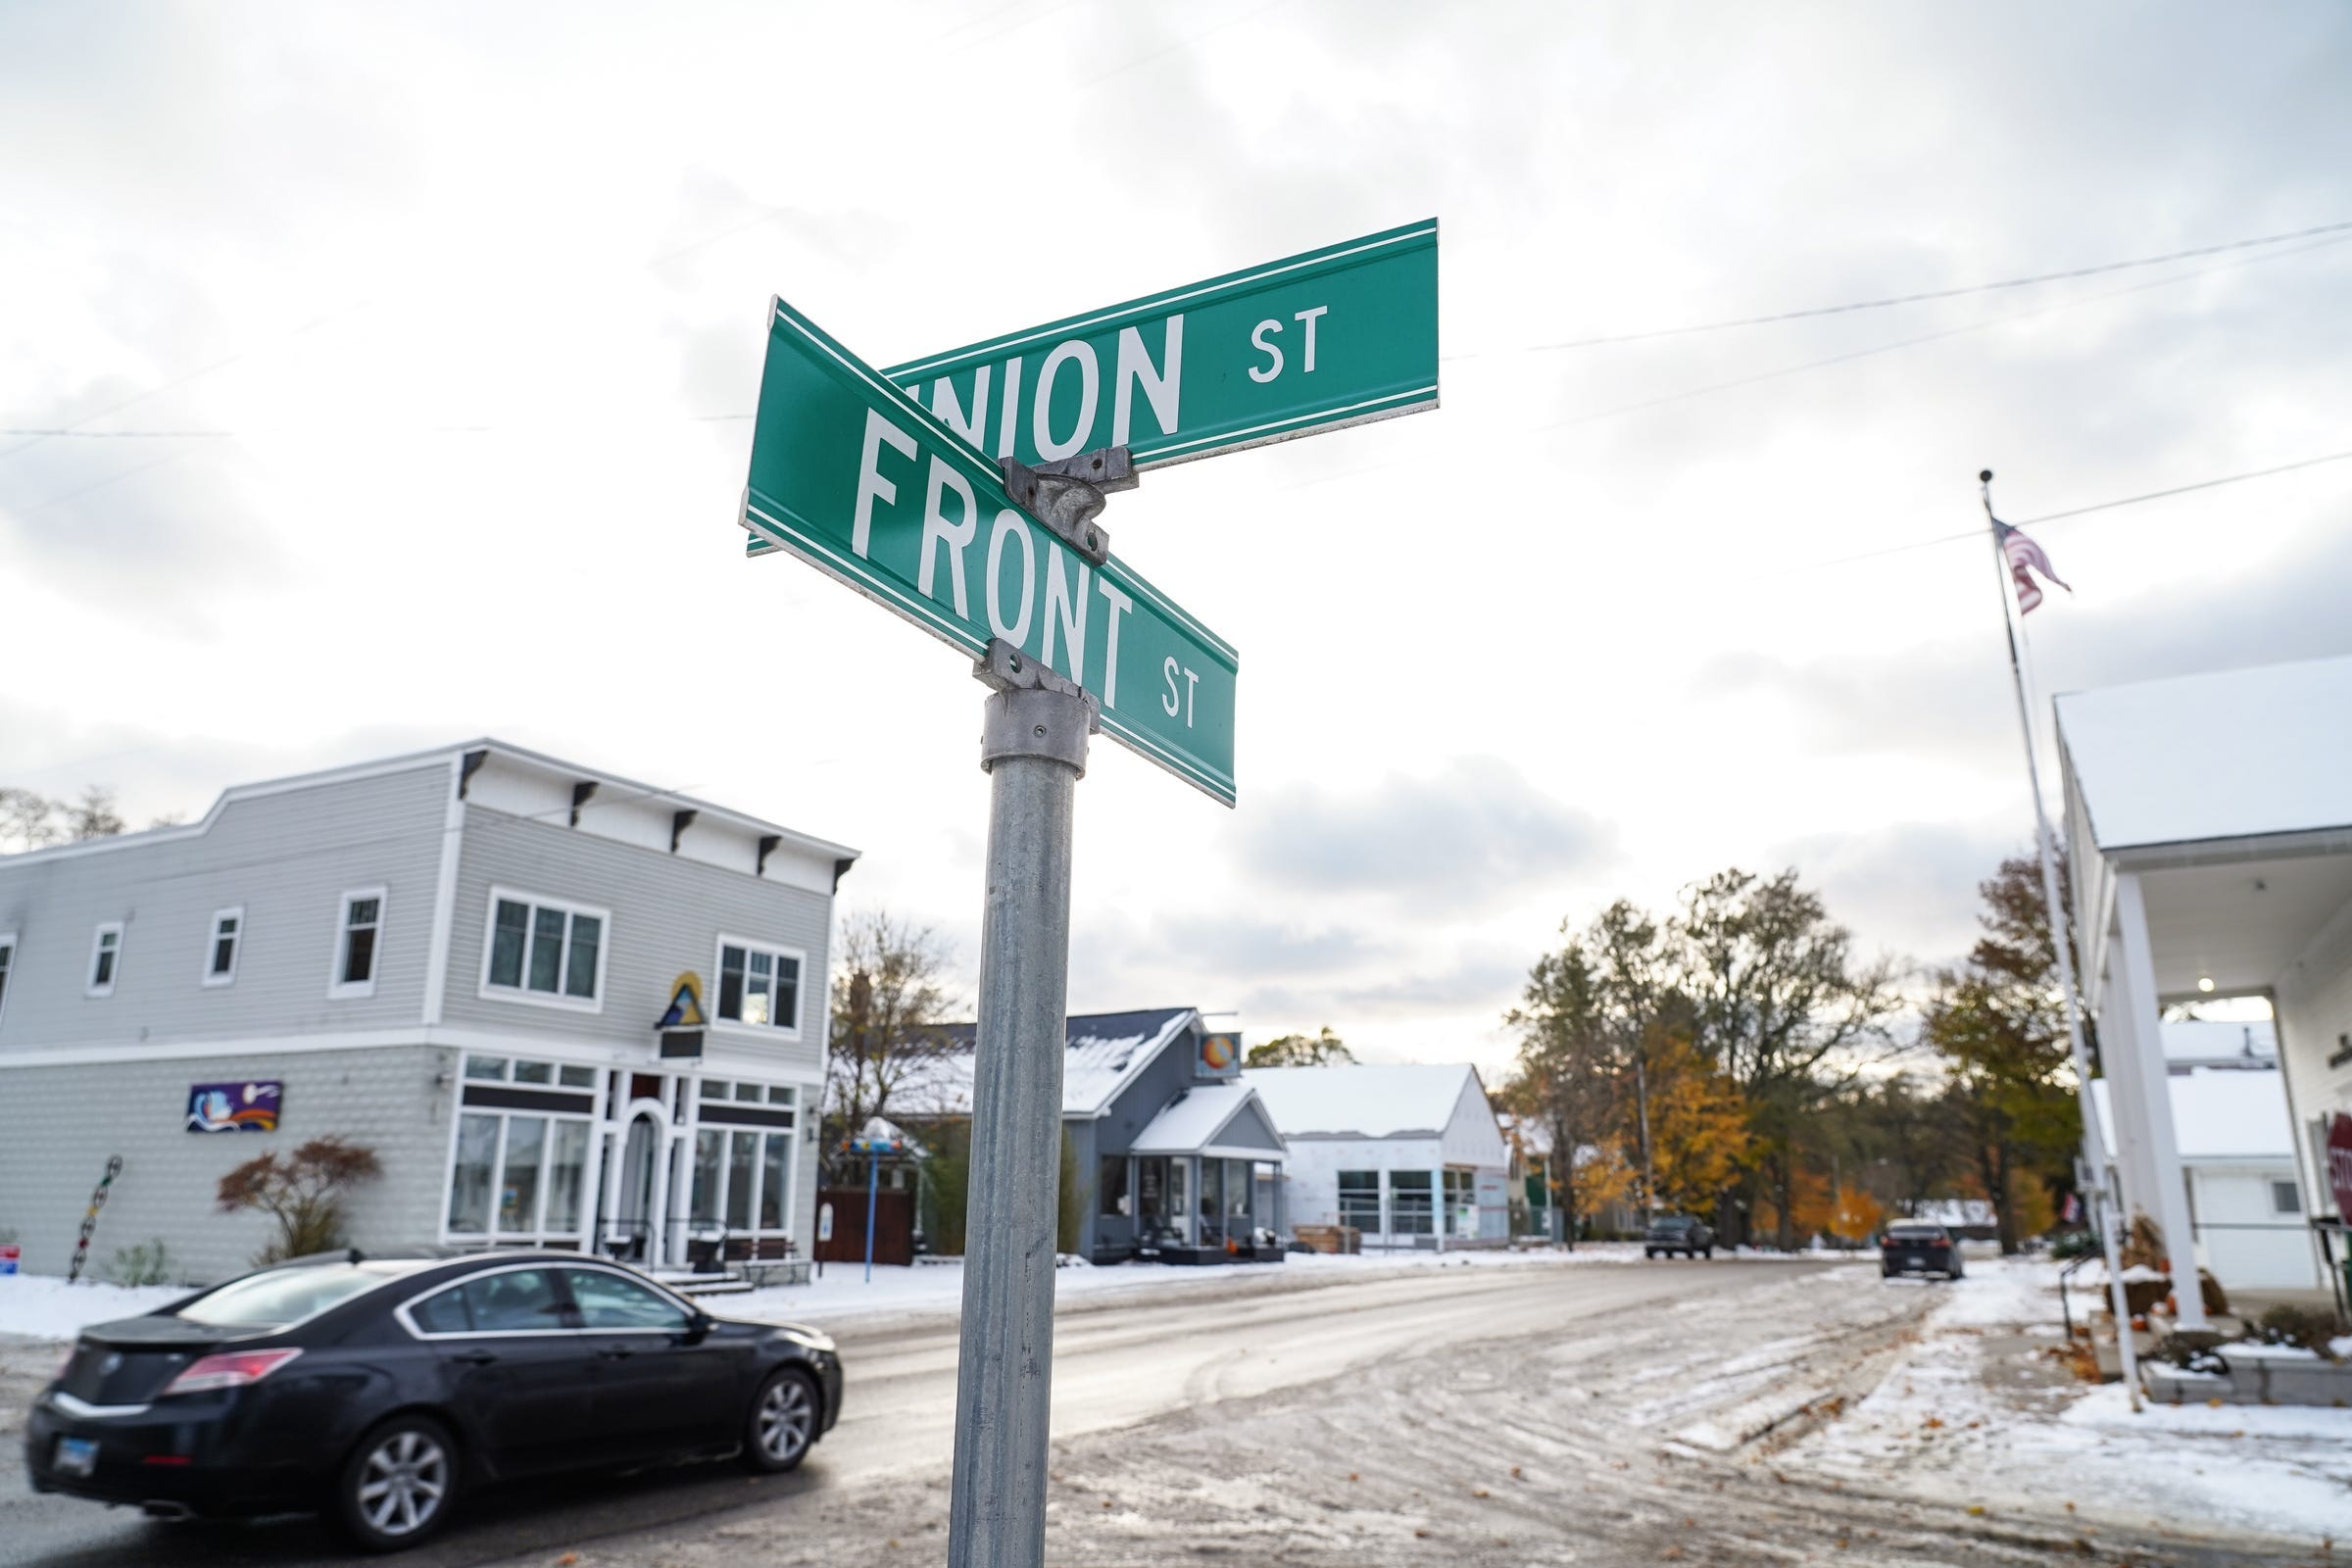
483,893,605,1005
691,1130,724,1223
715,938,803,1032
204,907,242,986
1099,1156,1131,1218
690,1125,797,1235
447,1107,593,1242
514,1060,554,1085
0,934,15,1025
726,1131,759,1229
410,1285,473,1335
760,1137,788,1230
463,1268,572,1333
1443,1168,1476,1237
465,1055,510,1081
86,922,123,997
567,1269,690,1332
1388,1170,1434,1235
2274,1180,2304,1216
331,889,383,998
1338,1170,1382,1231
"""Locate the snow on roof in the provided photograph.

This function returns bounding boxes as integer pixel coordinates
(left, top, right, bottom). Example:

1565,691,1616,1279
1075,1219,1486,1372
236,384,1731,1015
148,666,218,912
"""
2088,1068,2296,1162
2056,656,2352,851
2160,1018,2278,1066
1128,1083,1286,1159
1242,1062,1479,1140
895,1006,1198,1119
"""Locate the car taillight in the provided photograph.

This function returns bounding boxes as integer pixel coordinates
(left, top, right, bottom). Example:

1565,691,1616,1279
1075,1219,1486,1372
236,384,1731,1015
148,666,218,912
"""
162,1348,304,1396
54,1343,79,1382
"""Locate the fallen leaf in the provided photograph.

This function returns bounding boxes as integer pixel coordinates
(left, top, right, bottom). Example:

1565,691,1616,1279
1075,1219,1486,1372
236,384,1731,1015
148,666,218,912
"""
2208,1396,2225,1408
558,1557,579,1567
1414,1529,1432,1540
1510,1465,1523,1480
1348,1472,1359,1483
1922,1416,1944,1430
1967,1505,1986,1517
1101,1499,1112,1510
1472,1489,1491,1499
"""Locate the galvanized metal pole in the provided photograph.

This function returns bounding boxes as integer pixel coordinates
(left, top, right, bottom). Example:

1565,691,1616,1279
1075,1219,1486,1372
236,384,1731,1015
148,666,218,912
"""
948,644,1095,1568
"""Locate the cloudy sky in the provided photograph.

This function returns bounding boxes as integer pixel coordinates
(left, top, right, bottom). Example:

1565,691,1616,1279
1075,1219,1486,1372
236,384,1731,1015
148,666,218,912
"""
5,2,2349,1070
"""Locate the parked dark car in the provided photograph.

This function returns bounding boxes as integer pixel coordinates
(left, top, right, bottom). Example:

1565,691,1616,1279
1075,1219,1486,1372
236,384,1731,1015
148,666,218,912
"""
1880,1223,1966,1280
24,1250,842,1551
1643,1214,1714,1258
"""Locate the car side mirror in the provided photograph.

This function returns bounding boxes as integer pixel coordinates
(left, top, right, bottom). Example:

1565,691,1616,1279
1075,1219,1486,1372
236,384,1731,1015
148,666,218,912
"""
686,1309,714,1340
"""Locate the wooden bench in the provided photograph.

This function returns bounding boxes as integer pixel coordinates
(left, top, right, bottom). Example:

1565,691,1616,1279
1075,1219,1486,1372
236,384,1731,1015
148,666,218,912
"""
720,1235,811,1288
1293,1224,1361,1255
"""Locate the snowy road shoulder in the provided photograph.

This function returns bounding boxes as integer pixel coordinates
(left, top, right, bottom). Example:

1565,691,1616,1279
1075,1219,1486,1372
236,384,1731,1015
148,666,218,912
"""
1782,1257,2352,1544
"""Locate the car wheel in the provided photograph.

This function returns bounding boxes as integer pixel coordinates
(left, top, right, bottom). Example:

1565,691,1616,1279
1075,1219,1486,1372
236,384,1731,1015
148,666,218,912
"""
335,1414,458,1552
743,1367,821,1473
1644,1249,1657,1259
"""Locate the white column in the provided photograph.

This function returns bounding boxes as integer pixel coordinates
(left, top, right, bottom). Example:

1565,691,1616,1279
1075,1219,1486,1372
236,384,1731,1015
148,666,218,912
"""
2099,956,2160,1233
1433,1165,1446,1253
2114,873,2208,1330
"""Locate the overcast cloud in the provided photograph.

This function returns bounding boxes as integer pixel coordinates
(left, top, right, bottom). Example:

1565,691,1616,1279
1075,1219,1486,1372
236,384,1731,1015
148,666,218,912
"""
4,2,2348,1074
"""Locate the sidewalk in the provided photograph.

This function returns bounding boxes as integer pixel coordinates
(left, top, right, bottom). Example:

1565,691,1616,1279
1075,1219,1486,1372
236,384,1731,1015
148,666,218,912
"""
1783,1257,2352,1544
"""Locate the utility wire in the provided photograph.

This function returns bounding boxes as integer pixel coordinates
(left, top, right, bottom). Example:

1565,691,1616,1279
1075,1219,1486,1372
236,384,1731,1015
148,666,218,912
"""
1461,217,2352,358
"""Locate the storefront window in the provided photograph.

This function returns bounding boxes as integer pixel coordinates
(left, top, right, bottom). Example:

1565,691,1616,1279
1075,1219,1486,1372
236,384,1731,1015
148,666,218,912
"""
449,1114,498,1233
545,1121,589,1232
1167,1158,1192,1243
760,1136,788,1230
499,1116,547,1232
726,1131,759,1230
1338,1170,1381,1230
1138,1157,1168,1236
1098,1156,1130,1218
1199,1159,1224,1244
1225,1159,1251,1235
1443,1168,1476,1237
1389,1170,1434,1235
465,1055,509,1081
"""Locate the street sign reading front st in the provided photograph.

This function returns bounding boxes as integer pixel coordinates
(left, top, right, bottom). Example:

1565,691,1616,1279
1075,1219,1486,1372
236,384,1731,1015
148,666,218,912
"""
749,220,1439,557
741,297,1240,804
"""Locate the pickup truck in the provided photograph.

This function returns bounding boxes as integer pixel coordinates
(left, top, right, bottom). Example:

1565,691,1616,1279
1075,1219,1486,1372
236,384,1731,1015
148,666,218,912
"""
1643,1214,1715,1258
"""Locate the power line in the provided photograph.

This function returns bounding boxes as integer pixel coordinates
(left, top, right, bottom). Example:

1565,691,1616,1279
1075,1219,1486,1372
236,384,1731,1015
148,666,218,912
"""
1456,217,2352,358
1783,446,2352,577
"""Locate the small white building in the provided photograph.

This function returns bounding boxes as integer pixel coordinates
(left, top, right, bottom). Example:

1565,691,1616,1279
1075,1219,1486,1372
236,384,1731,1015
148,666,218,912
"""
1243,1063,1510,1248
2091,1068,2317,1291
2059,656,2352,1317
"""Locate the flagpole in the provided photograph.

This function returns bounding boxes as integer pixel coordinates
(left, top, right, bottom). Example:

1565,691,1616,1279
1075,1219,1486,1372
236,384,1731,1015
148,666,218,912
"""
1979,467,2141,1409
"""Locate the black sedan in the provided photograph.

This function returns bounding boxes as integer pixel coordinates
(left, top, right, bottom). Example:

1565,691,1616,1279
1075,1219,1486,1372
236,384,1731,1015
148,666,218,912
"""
1879,1222,1966,1280
24,1249,842,1551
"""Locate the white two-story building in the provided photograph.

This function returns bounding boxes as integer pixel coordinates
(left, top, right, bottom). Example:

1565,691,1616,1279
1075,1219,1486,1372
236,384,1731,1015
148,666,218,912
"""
0,741,856,1284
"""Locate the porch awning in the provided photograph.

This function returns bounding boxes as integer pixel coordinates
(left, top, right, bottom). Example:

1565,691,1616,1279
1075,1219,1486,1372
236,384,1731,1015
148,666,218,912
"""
1129,1084,1287,1162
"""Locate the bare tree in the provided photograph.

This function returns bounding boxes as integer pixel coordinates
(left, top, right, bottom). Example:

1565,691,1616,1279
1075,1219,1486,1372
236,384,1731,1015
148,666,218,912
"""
0,784,127,851
66,786,124,840
823,910,958,1179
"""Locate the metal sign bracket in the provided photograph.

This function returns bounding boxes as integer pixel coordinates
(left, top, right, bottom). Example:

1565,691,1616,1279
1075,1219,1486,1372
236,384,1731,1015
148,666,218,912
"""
998,445,1136,567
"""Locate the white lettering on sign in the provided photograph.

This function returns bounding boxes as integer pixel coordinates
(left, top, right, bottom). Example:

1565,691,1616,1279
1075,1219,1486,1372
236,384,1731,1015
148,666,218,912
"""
985,509,1037,646
1160,657,1200,727
919,457,979,619
1099,579,1132,710
1034,340,1101,461
1044,553,1092,684
931,367,990,447
1247,306,1329,383
997,356,1024,457
853,408,917,558
1112,317,1183,447
1248,319,1283,383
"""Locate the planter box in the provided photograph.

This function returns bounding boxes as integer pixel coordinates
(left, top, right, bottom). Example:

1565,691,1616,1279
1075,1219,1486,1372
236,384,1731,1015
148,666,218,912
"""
2147,1351,2352,1406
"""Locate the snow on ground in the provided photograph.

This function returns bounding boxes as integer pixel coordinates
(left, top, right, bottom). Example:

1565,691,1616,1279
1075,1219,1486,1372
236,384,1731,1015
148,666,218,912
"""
1788,1256,2352,1542
0,1245,1652,1342
0,1276,187,1343
720,1242,1648,1327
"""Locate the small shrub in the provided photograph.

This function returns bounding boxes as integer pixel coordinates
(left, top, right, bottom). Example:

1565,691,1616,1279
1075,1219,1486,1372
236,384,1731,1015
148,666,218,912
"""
2249,1303,2350,1357
108,1239,174,1288
2046,1228,2097,1261
217,1137,383,1265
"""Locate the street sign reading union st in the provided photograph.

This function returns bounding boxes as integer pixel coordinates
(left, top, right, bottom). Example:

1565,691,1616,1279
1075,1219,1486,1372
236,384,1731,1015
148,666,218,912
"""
749,222,1438,554
741,297,1240,805
886,219,1438,469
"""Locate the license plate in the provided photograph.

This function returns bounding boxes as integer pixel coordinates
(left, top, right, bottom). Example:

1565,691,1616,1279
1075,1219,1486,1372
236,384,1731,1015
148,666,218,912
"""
54,1436,98,1477
1902,1258,1923,1270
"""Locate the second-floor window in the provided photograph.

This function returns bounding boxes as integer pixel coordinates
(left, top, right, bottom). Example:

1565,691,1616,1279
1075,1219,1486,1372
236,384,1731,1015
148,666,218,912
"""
485,894,605,1004
205,907,243,987
332,890,383,999
716,939,801,1032
87,923,123,997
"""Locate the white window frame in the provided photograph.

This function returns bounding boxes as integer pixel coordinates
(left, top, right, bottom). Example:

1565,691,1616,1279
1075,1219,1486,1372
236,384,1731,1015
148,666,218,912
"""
710,934,807,1039
477,888,611,1014
329,887,386,1001
441,1103,598,1244
86,921,124,999
202,906,244,988
688,1088,801,1240
0,930,16,1028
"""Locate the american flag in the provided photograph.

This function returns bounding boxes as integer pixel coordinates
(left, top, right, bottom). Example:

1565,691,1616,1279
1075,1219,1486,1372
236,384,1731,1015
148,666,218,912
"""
1994,517,2071,614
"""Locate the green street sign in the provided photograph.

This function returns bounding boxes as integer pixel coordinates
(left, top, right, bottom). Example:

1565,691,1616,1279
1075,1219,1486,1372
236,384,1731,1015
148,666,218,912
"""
740,297,1239,805
886,219,1437,470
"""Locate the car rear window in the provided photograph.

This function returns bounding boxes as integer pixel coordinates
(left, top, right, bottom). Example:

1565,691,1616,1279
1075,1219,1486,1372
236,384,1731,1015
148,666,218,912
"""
1886,1226,1945,1240
176,1264,390,1330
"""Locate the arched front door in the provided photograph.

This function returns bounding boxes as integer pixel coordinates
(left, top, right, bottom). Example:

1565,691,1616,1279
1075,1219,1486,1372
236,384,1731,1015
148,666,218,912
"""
606,1105,666,1262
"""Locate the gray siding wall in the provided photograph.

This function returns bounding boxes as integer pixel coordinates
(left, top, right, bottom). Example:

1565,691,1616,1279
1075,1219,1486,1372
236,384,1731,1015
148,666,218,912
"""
0,764,449,1052
0,1045,452,1287
1077,1019,1212,1258
439,808,832,1082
